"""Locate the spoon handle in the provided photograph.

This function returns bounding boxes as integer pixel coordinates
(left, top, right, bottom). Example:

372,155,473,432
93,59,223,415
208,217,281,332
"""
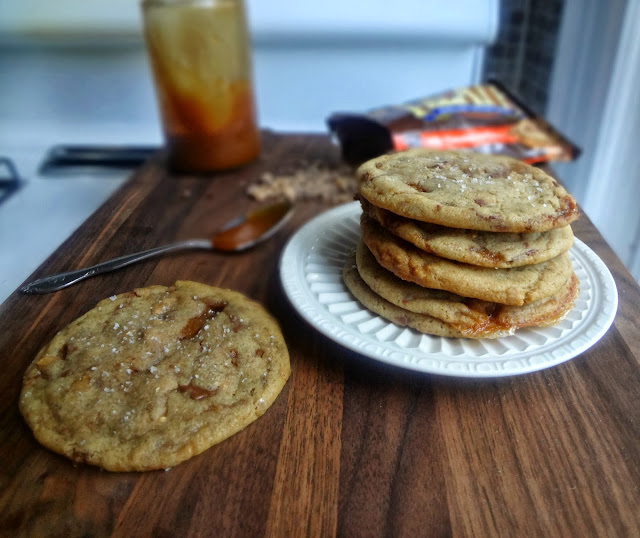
20,239,211,294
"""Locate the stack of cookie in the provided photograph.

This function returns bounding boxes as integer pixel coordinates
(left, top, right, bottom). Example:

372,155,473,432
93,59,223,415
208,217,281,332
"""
343,148,580,339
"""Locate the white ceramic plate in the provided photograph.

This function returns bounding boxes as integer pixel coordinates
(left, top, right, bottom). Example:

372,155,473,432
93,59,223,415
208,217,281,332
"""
280,202,618,378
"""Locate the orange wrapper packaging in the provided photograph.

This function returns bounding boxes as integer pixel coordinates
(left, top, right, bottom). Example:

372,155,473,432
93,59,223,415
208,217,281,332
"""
327,81,579,166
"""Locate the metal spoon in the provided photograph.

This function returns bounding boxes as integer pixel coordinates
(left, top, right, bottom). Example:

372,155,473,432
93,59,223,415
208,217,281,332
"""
20,199,294,294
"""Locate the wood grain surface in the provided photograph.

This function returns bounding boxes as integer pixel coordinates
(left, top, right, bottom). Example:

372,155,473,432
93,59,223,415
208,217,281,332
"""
1,133,639,537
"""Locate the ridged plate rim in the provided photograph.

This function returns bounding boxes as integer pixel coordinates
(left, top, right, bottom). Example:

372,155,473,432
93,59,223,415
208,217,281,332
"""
279,202,618,378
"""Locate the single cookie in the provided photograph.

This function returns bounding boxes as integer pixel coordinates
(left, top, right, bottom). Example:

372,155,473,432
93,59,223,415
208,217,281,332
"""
343,251,474,338
361,215,573,306
19,281,290,472
361,197,574,268
357,148,578,232
355,240,579,337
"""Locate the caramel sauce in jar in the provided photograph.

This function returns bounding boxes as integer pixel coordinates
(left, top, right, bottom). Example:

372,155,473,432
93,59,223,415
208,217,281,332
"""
142,0,260,173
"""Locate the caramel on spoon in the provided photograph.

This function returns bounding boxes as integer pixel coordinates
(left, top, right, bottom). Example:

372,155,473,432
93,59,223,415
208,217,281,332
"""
20,200,293,294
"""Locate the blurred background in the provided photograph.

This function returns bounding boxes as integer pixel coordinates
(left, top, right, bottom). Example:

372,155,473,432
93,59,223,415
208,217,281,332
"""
0,0,638,303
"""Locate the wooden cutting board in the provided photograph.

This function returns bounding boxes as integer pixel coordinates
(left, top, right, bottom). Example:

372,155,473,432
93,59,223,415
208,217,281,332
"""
1,132,639,537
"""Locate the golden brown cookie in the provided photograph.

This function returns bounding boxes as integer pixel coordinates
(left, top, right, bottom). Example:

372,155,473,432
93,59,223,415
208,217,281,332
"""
355,240,579,337
361,215,573,306
343,251,472,338
360,197,574,268
19,281,290,472
357,148,578,232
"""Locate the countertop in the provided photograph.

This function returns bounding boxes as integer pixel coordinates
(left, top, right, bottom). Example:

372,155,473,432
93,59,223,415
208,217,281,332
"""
0,123,161,305
1,133,639,536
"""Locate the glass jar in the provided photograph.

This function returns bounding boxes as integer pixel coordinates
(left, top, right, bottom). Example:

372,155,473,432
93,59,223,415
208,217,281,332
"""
141,0,260,173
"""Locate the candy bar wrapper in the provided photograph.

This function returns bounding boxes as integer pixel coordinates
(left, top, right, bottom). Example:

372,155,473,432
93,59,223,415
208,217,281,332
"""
327,81,580,166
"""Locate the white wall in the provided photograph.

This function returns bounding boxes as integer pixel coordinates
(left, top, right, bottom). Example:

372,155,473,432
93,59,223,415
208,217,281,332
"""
547,0,640,283
0,0,498,133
